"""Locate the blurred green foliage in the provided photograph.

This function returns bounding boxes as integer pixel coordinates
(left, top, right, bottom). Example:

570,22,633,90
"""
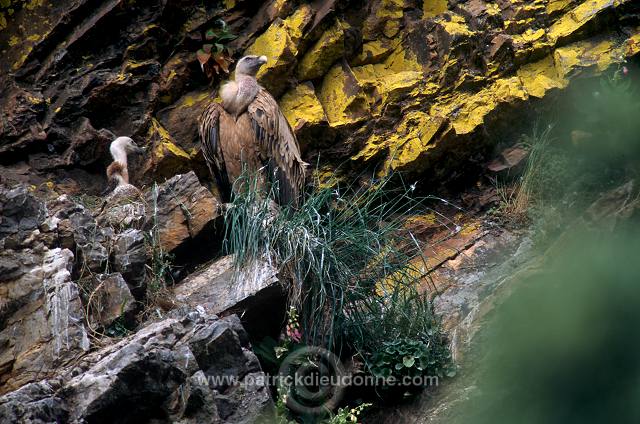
449,64,640,423
450,227,640,424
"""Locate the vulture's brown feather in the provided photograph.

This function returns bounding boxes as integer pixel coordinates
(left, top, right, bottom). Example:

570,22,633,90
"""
106,161,128,183
247,88,307,206
199,61,307,206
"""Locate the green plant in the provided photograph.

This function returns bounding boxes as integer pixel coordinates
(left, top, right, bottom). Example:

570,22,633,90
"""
493,123,556,224
224,171,432,346
274,393,298,424
145,183,174,294
254,307,305,372
370,338,451,379
326,403,372,424
223,169,454,400
350,287,455,387
196,19,236,80
105,315,132,338
494,68,640,242
273,392,371,424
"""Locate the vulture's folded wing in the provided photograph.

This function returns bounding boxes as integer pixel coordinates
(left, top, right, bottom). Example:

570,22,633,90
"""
247,88,307,206
199,101,231,202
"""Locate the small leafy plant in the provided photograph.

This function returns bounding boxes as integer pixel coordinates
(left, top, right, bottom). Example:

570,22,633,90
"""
326,403,372,424
196,19,236,80
370,338,453,379
350,287,455,394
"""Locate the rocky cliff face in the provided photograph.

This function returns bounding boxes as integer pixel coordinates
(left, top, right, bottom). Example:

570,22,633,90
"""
0,175,278,422
1,0,639,422
1,0,639,191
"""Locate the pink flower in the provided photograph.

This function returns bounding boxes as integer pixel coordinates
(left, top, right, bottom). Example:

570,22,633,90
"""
623,66,629,76
286,325,302,342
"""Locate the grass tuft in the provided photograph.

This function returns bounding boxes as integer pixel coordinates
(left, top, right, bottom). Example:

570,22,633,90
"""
223,168,452,376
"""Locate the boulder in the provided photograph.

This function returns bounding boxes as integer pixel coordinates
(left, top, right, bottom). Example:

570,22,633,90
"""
317,62,369,129
279,82,332,149
141,118,196,181
97,198,146,231
244,5,315,96
0,247,90,395
112,228,147,293
69,210,111,273
42,194,86,250
156,90,213,179
0,185,46,250
58,313,272,423
173,255,280,318
87,273,136,331
145,171,221,253
297,19,347,81
0,381,68,423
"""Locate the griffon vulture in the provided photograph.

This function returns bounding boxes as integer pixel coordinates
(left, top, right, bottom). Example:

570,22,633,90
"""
97,136,146,227
105,136,144,199
199,55,307,206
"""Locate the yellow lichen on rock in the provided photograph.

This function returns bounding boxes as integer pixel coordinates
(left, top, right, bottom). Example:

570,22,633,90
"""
245,20,297,95
553,38,616,79
245,6,313,94
423,0,448,18
547,0,574,15
432,77,528,136
517,56,564,98
548,0,628,45
297,20,346,81
363,0,405,40
280,82,327,130
352,65,423,114
311,166,345,189
144,119,193,178
351,13,639,173
317,63,369,128
384,43,424,73
352,39,400,66
283,4,314,45
511,28,551,63
178,91,210,108
519,37,628,98
517,28,546,44
388,112,447,171
150,120,190,159
25,0,44,11
246,20,295,77
25,94,43,105
353,111,444,169
434,13,474,37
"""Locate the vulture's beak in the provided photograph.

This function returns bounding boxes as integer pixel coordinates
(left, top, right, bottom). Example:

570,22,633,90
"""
258,55,268,65
133,145,145,155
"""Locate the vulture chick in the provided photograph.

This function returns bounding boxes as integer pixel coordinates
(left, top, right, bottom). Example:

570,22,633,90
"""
199,55,308,206
105,136,144,199
98,136,146,228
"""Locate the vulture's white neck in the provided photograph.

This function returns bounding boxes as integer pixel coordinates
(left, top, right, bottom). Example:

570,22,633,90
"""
221,75,260,117
108,139,131,186
110,138,129,168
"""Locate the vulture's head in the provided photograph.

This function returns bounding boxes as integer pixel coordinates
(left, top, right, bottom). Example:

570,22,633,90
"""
235,55,268,77
111,136,145,156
